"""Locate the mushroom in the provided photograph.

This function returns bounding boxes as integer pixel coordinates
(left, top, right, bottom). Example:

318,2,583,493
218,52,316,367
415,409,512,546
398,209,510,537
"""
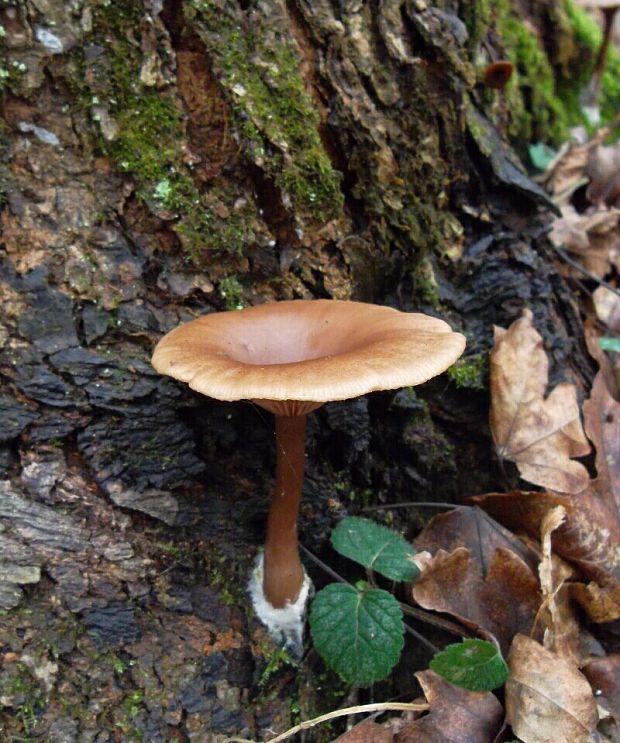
483,60,514,90
151,299,465,652
580,0,620,124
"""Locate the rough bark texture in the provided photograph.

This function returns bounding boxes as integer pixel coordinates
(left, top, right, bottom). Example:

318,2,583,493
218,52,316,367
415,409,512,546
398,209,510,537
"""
0,0,596,740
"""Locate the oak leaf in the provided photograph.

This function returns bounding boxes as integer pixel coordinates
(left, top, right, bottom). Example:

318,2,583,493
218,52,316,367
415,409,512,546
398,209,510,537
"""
506,634,598,743
394,670,502,743
490,309,590,494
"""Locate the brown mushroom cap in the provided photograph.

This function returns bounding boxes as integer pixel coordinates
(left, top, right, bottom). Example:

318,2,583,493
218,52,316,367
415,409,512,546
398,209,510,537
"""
152,300,466,412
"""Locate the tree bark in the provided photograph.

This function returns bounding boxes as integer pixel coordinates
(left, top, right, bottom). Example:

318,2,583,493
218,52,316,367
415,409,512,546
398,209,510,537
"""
0,0,595,740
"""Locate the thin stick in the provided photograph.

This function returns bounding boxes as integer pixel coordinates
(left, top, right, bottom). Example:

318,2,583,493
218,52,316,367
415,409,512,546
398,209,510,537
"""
554,246,620,299
403,622,440,653
223,701,429,743
400,603,470,638
362,501,463,512
299,543,347,584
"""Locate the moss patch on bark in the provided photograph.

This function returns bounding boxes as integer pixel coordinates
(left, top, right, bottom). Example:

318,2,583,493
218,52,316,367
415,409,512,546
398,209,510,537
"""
73,0,257,260
184,0,343,221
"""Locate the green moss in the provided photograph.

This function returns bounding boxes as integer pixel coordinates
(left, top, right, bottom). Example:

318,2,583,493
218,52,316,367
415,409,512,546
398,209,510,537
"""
447,354,487,390
496,0,569,145
257,644,296,690
412,257,442,309
218,274,246,310
460,0,493,55
2,662,45,739
185,0,343,219
75,0,253,260
115,689,145,741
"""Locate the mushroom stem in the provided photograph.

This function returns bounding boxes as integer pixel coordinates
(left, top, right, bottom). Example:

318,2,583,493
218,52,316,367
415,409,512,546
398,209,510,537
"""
263,414,307,608
582,6,619,118
594,7,617,83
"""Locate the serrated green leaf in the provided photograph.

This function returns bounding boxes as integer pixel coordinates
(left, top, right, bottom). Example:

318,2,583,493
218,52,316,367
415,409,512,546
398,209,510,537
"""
309,583,404,686
430,639,508,691
600,337,620,353
331,516,419,582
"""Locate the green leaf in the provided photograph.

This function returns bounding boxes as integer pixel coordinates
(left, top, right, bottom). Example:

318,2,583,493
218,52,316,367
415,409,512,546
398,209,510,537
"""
309,583,404,686
600,337,620,353
430,639,509,691
528,142,557,171
331,516,420,582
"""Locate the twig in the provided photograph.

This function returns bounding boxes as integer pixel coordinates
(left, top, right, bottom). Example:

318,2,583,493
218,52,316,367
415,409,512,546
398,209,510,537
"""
403,621,440,653
299,544,346,584
362,502,464,512
554,246,620,299
399,603,470,639
222,701,429,743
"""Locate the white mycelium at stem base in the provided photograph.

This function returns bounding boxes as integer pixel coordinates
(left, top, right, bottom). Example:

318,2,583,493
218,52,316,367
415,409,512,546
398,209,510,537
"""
248,552,312,657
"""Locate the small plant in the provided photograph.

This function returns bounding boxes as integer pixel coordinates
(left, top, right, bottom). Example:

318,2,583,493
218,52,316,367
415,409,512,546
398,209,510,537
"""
430,638,509,691
599,337,620,353
309,516,509,690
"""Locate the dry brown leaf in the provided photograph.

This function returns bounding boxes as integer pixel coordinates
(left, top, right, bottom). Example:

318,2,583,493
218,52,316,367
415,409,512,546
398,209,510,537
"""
550,206,620,279
538,506,568,599
414,506,539,574
582,655,620,724
334,720,393,743
506,634,598,743
546,583,584,663
490,309,591,494
540,138,593,200
534,506,582,664
394,670,503,743
472,491,620,621
550,205,591,254
541,128,619,206
470,490,569,539
583,371,620,519
593,287,620,333
412,546,541,654
584,318,619,401
571,581,620,623
413,507,541,648
560,485,620,589
586,143,620,208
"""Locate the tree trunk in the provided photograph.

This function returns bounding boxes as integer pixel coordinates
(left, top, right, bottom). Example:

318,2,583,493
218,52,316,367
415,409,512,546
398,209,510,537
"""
0,0,595,740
